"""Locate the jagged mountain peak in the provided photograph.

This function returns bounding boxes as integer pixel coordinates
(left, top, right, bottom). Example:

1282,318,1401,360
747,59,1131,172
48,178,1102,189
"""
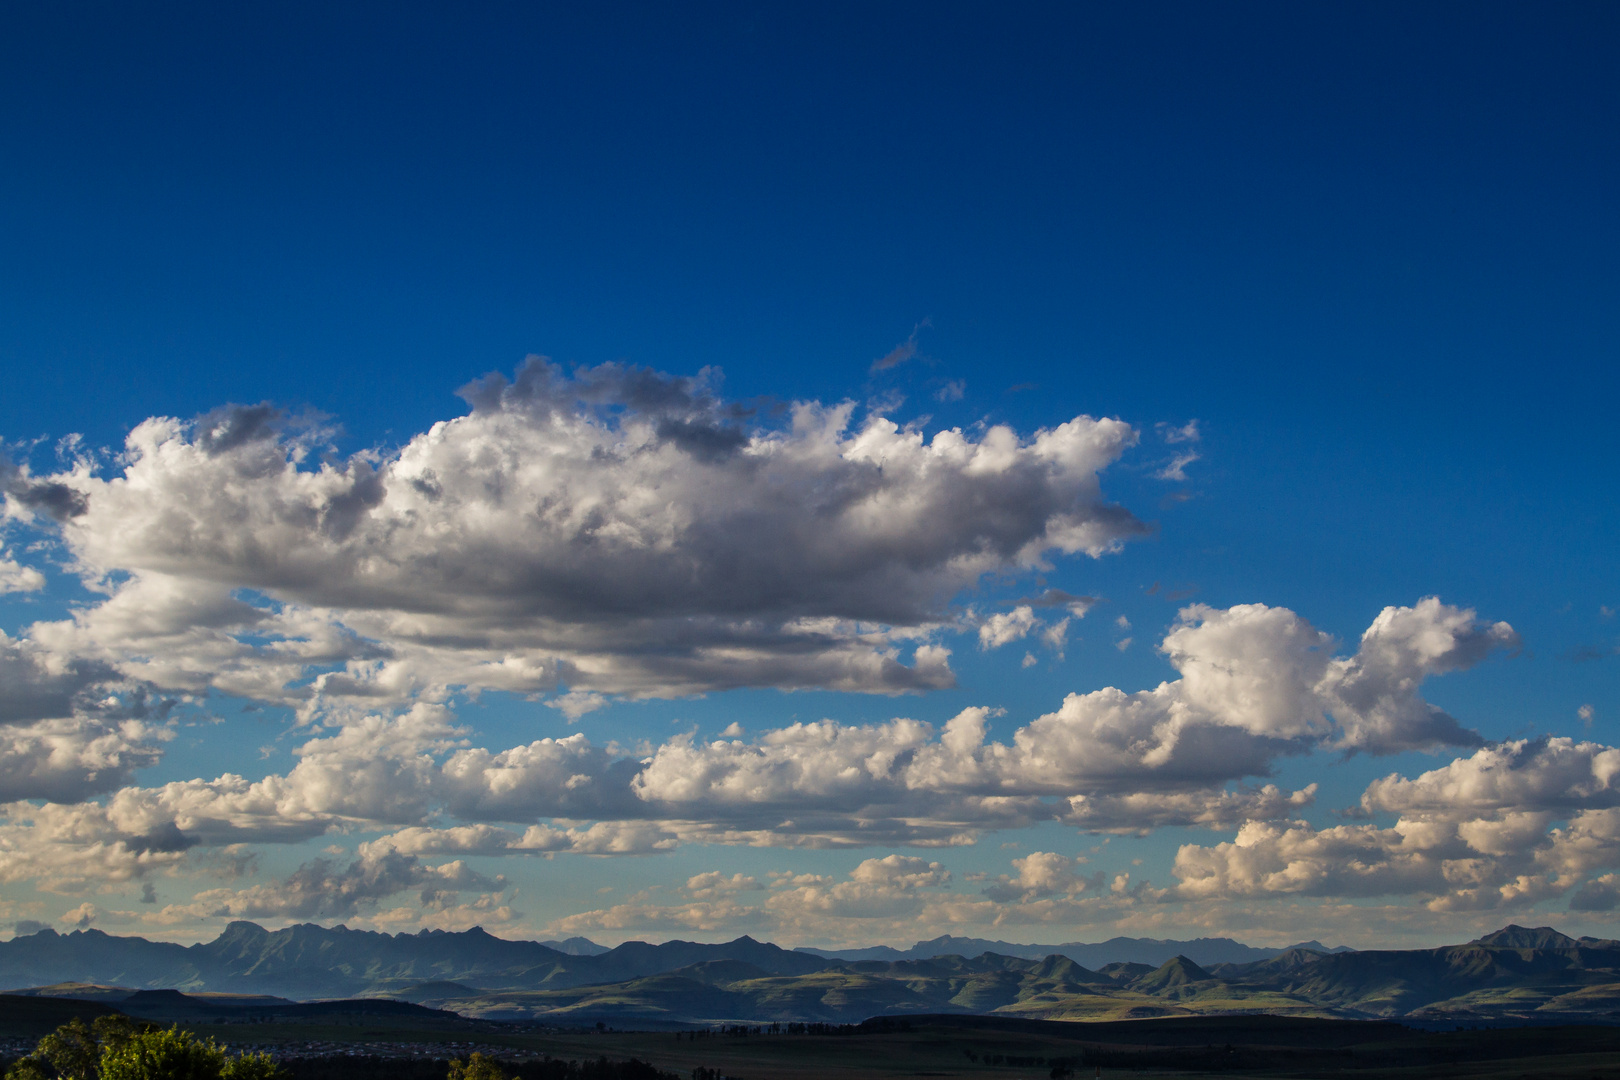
1028,953,1108,985
1473,924,1580,950
542,936,610,956
1285,939,1352,954
1164,954,1210,975
1133,954,1211,991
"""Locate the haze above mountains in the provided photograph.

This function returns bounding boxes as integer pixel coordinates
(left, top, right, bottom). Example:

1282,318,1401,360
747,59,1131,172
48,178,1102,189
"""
7,923,1620,1026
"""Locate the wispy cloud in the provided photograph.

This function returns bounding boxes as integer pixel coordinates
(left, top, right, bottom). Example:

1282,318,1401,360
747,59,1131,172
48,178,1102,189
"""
1155,451,1200,481
869,319,931,373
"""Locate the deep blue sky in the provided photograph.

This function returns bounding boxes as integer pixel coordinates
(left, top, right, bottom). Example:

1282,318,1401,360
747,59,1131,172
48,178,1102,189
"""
5,0,1615,715
1,2,1617,946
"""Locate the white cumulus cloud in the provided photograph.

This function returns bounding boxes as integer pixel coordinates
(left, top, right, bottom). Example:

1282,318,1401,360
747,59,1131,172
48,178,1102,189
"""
21,360,1145,705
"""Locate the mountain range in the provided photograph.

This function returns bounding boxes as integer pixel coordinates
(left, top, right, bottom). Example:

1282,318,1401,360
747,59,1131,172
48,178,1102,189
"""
0,921,828,1000
389,926,1620,1026
7,922,1620,1025
795,933,1352,967
0,923,1337,1000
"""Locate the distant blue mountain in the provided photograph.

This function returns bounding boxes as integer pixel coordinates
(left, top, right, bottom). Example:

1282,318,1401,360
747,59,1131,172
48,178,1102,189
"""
10,922,1620,1024
0,922,829,1000
795,933,1354,968
541,936,611,956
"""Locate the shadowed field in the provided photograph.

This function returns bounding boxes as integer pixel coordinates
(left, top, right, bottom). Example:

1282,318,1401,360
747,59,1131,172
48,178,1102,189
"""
17,1012,1607,1080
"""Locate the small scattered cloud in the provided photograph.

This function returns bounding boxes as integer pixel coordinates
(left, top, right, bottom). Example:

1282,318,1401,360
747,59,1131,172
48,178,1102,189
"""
1041,617,1071,658
1147,581,1201,602
1022,589,1096,618
979,606,1038,650
1580,704,1595,726
1115,637,1133,651
982,851,1093,902
1155,451,1201,482
548,691,610,722
0,553,45,594
60,902,97,929
934,380,965,402
1151,422,1201,479
686,871,763,899
1158,420,1201,444
869,320,930,373
720,722,745,737
865,388,906,415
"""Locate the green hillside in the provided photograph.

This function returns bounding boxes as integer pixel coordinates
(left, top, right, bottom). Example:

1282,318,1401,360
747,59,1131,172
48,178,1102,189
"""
11,923,1620,1026
388,925,1620,1025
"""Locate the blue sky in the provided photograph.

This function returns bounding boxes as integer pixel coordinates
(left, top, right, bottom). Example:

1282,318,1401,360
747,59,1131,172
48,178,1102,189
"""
0,2,1616,949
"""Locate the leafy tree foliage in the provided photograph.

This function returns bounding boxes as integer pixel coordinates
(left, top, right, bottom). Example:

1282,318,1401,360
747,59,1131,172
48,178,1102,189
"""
97,1028,225,1080
446,1054,505,1080
5,1020,286,1080
217,1054,284,1080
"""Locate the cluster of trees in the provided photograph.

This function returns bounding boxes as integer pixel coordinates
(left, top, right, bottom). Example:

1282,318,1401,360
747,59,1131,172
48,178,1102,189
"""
4,1017,283,1080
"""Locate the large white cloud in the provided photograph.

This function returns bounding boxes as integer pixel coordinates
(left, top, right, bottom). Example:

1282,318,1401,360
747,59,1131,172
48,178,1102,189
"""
0,632,175,803
13,360,1145,704
0,717,170,804
0,632,127,726
1170,738,1620,914
1360,737,1620,816
0,581,1533,934
633,599,1511,842
168,845,507,922
0,799,195,894
0,598,1514,907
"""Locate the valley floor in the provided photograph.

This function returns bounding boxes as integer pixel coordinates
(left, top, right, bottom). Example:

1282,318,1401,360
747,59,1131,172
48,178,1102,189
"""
8,1013,1616,1080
